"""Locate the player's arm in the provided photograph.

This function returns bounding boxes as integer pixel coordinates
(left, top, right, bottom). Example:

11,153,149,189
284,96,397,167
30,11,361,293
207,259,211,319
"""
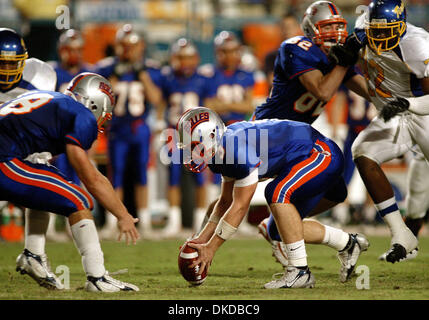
194,178,235,242
205,88,254,114
299,66,348,102
381,78,429,121
139,70,163,106
66,143,139,244
189,181,257,274
345,74,371,101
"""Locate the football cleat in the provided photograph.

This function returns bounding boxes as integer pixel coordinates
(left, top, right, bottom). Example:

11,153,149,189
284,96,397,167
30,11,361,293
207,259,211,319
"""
337,233,369,283
16,249,64,290
85,271,140,292
378,246,419,263
257,218,288,267
264,266,315,289
382,228,418,263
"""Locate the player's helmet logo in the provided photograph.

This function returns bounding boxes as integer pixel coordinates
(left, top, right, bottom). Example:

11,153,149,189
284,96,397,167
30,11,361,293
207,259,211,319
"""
0,28,28,88
301,1,348,51
65,72,115,133
365,0,407,55
176,107,226,173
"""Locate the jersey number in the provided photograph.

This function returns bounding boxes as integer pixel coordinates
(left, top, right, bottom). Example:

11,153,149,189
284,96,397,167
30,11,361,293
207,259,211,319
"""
0,93,53,116
362,59,392,98
217,84,245,103
293,92,325,117
114,81,145,117
169,92,199,125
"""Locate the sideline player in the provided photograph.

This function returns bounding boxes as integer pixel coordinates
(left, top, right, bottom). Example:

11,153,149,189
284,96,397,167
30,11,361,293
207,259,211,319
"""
3,72,140,291
176,107,368,288
96,24,163,238
159,38,211,235
337,0,428,262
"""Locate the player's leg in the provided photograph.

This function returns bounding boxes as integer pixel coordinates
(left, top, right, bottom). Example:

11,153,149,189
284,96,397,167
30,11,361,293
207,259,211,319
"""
134,123,153,236
352,116,417,262
68,209,139,292
100,138,128,238
0,158,138,292
193,172,207,233
163,161,182,236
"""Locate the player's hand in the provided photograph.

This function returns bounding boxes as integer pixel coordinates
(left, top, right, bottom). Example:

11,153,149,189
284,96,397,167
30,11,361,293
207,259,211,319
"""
380,97,410,122
188,242,214,275
328,33,362,67
117,215,140,245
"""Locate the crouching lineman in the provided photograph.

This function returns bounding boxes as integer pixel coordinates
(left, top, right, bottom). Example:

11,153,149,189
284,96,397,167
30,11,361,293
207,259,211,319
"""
176,107,368,288
1,72,140,292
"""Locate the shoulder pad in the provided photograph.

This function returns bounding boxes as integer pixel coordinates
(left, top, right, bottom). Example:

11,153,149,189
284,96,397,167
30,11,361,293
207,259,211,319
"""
160,65,173,76
23,58,57,91
96,56,116,69
400,24,429,78
144,58,161,69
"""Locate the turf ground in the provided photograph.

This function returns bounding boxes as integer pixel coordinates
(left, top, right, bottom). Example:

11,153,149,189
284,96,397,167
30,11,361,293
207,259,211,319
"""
1,235,428,300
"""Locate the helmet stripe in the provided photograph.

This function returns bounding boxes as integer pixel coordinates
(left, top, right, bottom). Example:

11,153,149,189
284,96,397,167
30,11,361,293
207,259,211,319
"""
328,2,339,15
67,73,91,92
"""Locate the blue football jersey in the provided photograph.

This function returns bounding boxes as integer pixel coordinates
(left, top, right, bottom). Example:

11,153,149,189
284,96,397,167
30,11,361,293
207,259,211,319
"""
52,62,94,93
160,67,212,127
254,36,357,123
95,57,162,135
0,90,98,161
208,119,326,180
208,67,255,124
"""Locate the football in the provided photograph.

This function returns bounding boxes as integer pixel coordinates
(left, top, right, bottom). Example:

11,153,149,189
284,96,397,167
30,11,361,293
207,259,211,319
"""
178,242,207,286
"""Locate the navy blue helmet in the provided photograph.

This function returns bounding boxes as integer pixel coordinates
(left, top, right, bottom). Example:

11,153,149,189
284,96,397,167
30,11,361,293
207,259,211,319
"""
365,0,407,54
0,28,28,88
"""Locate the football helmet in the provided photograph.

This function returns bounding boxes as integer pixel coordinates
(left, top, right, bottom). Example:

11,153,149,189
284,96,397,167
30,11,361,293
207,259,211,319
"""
0,28,28,88
176,107,226,173
115,24,144,63
365,0,407,55
58,29,84,68
214,31,242,70
65,72,114,133
170,38,199,77
301,1,348,51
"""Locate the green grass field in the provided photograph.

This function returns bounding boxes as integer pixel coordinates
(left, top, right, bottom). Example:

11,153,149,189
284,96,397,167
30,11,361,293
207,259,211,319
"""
1,236,429,300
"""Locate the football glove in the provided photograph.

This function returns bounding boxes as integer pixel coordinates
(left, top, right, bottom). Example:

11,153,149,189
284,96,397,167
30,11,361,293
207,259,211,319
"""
329,33,363,67
380,97,410,122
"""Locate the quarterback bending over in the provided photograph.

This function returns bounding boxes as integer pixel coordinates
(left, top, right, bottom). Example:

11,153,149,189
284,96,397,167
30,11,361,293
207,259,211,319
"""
176,107,369,288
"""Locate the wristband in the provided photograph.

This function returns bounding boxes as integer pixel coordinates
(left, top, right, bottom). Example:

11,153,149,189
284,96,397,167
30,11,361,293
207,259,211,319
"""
215,218,237,241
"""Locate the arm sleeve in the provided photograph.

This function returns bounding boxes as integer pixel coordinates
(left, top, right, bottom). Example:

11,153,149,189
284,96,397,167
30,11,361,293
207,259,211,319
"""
280,43,319,80
64,101,98,150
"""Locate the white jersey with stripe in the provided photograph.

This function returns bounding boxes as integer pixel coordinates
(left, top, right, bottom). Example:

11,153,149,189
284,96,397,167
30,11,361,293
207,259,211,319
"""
356,15,429,111
0,58,57,104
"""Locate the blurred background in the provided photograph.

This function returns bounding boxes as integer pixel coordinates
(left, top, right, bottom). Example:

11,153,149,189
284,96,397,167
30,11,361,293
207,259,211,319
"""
1,0,428,243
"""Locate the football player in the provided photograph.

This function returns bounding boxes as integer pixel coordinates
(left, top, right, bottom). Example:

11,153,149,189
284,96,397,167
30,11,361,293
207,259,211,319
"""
335,0,429,262
176,107,368,288
204,31,255,126
4,72,140,291
159,38,211,235
47,29,95,241
96,24,163,238
197,1,371,272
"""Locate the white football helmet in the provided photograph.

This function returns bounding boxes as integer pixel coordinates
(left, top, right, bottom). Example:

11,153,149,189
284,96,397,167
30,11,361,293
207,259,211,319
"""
65,72,114,133
301,1,348,51
176,107,226,173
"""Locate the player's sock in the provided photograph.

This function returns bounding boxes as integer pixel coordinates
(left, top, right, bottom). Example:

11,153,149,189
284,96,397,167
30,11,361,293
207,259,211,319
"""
24,209,49,255
193,207,206,232
104,211,117,229
46,212,58,234
70,219,105,278
285,240,307,267
375,198,406,236
322,225,350,251
332,202,350,225
138,208,151,230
